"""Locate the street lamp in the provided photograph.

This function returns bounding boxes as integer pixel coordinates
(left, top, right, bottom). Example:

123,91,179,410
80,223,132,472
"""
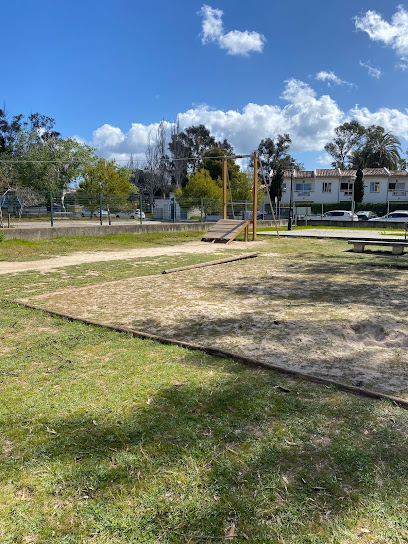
288,161,295,231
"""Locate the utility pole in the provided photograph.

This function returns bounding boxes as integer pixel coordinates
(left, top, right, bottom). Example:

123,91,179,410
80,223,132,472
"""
222,156,227,220
253,151,258,240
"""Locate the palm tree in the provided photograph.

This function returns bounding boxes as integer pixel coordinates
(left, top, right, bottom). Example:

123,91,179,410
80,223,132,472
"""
358,127,402,169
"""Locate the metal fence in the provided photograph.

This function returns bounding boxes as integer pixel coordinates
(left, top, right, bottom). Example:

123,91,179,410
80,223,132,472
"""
0,190,288,228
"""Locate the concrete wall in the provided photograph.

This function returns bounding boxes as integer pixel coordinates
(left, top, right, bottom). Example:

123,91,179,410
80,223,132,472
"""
1,219,287,241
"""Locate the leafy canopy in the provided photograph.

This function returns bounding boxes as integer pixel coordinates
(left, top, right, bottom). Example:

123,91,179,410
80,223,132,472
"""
77,158,133,211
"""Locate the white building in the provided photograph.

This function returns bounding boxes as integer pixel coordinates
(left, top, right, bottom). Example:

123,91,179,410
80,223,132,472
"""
280,168,408,205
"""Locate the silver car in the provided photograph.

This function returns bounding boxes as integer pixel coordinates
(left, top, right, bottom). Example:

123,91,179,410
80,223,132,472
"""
368,210,408,222
323,210,358,221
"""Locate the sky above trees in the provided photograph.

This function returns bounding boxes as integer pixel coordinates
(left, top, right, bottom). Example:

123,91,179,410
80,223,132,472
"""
3,0,408,170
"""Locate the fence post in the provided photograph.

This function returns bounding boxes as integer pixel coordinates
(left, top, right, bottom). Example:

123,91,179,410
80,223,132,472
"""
139,193,143,224
99,193,103,225
172,197,176,223
8,214,10,228
50,191,54,227
200,198,204,222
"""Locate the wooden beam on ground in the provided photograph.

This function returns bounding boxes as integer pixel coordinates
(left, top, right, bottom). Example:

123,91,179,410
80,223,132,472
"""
201,219,251,243
8,298,408,410
162,252,259,274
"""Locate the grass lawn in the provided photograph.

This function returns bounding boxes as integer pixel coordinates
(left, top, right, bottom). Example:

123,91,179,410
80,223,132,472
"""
0,232,205,262
2,232,408,542
2,300,408,543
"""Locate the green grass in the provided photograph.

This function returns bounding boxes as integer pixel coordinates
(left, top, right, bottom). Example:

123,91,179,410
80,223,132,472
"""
2,233,408,542
0,251,242,300
0,231,206,262
2,300,408,543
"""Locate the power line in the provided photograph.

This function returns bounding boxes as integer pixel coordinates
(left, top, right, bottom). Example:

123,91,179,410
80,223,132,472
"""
0,154,254,164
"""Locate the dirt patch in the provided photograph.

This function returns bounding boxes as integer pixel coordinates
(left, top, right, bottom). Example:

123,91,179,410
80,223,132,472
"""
22,251,408,396
346,322,408,348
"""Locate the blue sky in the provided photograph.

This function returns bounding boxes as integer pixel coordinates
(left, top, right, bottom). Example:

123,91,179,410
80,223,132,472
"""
2,0,408,169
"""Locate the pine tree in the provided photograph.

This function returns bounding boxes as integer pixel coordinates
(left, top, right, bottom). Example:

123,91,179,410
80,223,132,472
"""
354,168,364,204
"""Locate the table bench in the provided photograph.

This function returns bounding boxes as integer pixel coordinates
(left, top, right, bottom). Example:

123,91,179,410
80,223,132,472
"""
348,239,408,255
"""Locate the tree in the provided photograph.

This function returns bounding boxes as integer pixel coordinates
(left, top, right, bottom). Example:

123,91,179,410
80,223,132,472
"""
354,168,364,204
178,169,222,216
201,144,240,183
352,126,402,170
183,125,216,173
324,121,366,169
269,164,284,201
168,118,189,188
0,109,96,196
257,134,298,173
141,121,170,206
182,169,222,200
77,159,133,214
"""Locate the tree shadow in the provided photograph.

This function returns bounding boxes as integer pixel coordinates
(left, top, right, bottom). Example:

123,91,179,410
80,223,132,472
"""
8,367,408,542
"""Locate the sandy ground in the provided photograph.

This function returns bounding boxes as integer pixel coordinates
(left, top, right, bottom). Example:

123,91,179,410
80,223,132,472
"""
0,241,266,275
22,246,408,397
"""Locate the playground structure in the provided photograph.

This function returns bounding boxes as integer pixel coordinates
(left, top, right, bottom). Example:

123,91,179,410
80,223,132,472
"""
202,151,279,243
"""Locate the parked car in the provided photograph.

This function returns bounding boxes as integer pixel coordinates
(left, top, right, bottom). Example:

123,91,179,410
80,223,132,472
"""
356,211,378,221
305,210,358,221
368,210,408,222
115,209,145,219
257,212,275,220
323,210,358,221
92,210,109,218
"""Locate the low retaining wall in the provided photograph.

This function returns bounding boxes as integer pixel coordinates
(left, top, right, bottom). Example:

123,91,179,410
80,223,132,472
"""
1,219,287,241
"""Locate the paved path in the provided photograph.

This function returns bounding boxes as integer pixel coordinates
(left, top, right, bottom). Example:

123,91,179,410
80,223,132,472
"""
258,228,407,240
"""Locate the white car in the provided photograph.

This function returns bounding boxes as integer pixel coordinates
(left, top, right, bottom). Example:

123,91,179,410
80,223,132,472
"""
115,210,145,219
305,210,358,221
92,210,109,218
368,210,408,222
323,210,358,221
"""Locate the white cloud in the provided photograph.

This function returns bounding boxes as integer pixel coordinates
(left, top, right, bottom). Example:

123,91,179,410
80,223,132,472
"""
350,104,408,137
85,80,408,165
359,60,382,79
355,6,408,59
315,71,355,87
199,5,265,56
316,153,333,166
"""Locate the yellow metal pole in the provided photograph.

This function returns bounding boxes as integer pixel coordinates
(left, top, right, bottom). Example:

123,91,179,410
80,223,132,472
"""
222,156,227,220
253,151,258,240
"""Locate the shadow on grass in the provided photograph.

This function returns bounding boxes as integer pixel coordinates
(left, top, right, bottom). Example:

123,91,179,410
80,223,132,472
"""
7,374,408,542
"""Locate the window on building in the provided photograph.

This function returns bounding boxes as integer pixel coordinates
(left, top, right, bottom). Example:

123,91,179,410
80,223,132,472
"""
295,182,312,192
322,182,332,193
389,182,396,191
370,182,380,193
340,181,352,195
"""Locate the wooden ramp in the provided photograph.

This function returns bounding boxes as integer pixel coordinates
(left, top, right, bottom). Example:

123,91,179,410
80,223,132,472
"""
202,219,250,244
